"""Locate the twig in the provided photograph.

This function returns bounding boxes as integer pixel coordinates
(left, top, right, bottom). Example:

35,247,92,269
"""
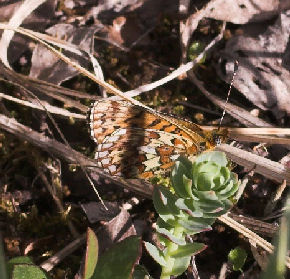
216,144,290,186
38,170,79,238
188,71,273,128
226,127,290,135
0,92,85,120
228,213,278,238
40,233,86,272
0,66,89,113
0,113,154,198
219,214,290,268
264,180,287,216
202,126,290,145
119,28,225,99
227,135,290,145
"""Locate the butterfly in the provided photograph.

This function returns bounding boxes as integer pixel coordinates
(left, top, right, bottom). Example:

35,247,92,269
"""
88,99,227,179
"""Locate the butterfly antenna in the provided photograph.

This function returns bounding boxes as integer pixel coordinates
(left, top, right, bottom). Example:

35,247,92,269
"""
218,60,239,131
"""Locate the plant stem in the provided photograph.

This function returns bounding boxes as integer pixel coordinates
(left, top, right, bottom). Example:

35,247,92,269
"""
160,226,184,279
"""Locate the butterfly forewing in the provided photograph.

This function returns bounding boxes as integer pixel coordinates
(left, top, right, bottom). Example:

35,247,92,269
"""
89,99,216,178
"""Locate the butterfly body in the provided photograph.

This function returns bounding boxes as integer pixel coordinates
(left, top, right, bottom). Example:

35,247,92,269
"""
89,99,225,179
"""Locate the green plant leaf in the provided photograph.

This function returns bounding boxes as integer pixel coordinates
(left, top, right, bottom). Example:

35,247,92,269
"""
194,151,227,166
177,217,213,234
176,156,192,173
218,174,239,199
0,235,8,279
191,189,218,201
156,226,186,246
153,187,179,227
83,228,99,279
170,242,206,258
168,255,191,276
171,161,191,198
11,264,51,279
144,242,166,267
156,218,176,247
92,236,141,279
188,41,206,62
182,174,194,198
228,247,247,271
153,186,180,216
261,195,290,279
133,265,152,279
175,199,203,218
195,199,224,213
7,257,34,277
151,151,239,278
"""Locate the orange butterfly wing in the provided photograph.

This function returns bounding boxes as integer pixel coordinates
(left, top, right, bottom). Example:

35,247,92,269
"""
89,100,216,179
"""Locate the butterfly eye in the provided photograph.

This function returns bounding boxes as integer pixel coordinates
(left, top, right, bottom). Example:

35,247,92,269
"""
214,135,222,145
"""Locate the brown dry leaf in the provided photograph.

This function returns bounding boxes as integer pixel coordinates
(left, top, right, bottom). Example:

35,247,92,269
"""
0,1,21,22
0,0,56,66
92,0,177,24
106,15,148,47
97,209,136,254
29,24,97,84
206,0,290,24
92,0,177,48
80,201,121,223
217,10,290,118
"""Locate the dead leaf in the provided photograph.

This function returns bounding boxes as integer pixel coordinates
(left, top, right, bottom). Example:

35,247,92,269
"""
206,0,290,24
29,24,97,84
0,1,21,22
0,0,56,66
80,201,121,223
217,10,290,118
97,209,136,254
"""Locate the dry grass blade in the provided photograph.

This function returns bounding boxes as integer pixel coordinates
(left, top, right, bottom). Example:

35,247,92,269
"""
0,92,85,119
228,128,290,135
219,214,290,268
0,64,98,113
188,71,273,128
0,113,154,198
0,74,88,113
0,23,151,110
216,144,290,186
0,0,47,67
203,126,290,145
228,134,290,145
121,24,225,99
228,128,290,145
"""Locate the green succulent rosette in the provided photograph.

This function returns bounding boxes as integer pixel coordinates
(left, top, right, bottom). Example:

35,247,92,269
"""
159,151,239,232
147,151,239,278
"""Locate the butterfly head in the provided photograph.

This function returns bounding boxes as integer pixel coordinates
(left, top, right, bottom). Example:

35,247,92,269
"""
204,128,228,149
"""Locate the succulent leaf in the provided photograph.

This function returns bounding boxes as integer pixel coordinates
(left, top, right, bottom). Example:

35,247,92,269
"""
156,226,186,246
170,242,206,258
148,151,239,278
168,255,191,276
144,242,166,267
